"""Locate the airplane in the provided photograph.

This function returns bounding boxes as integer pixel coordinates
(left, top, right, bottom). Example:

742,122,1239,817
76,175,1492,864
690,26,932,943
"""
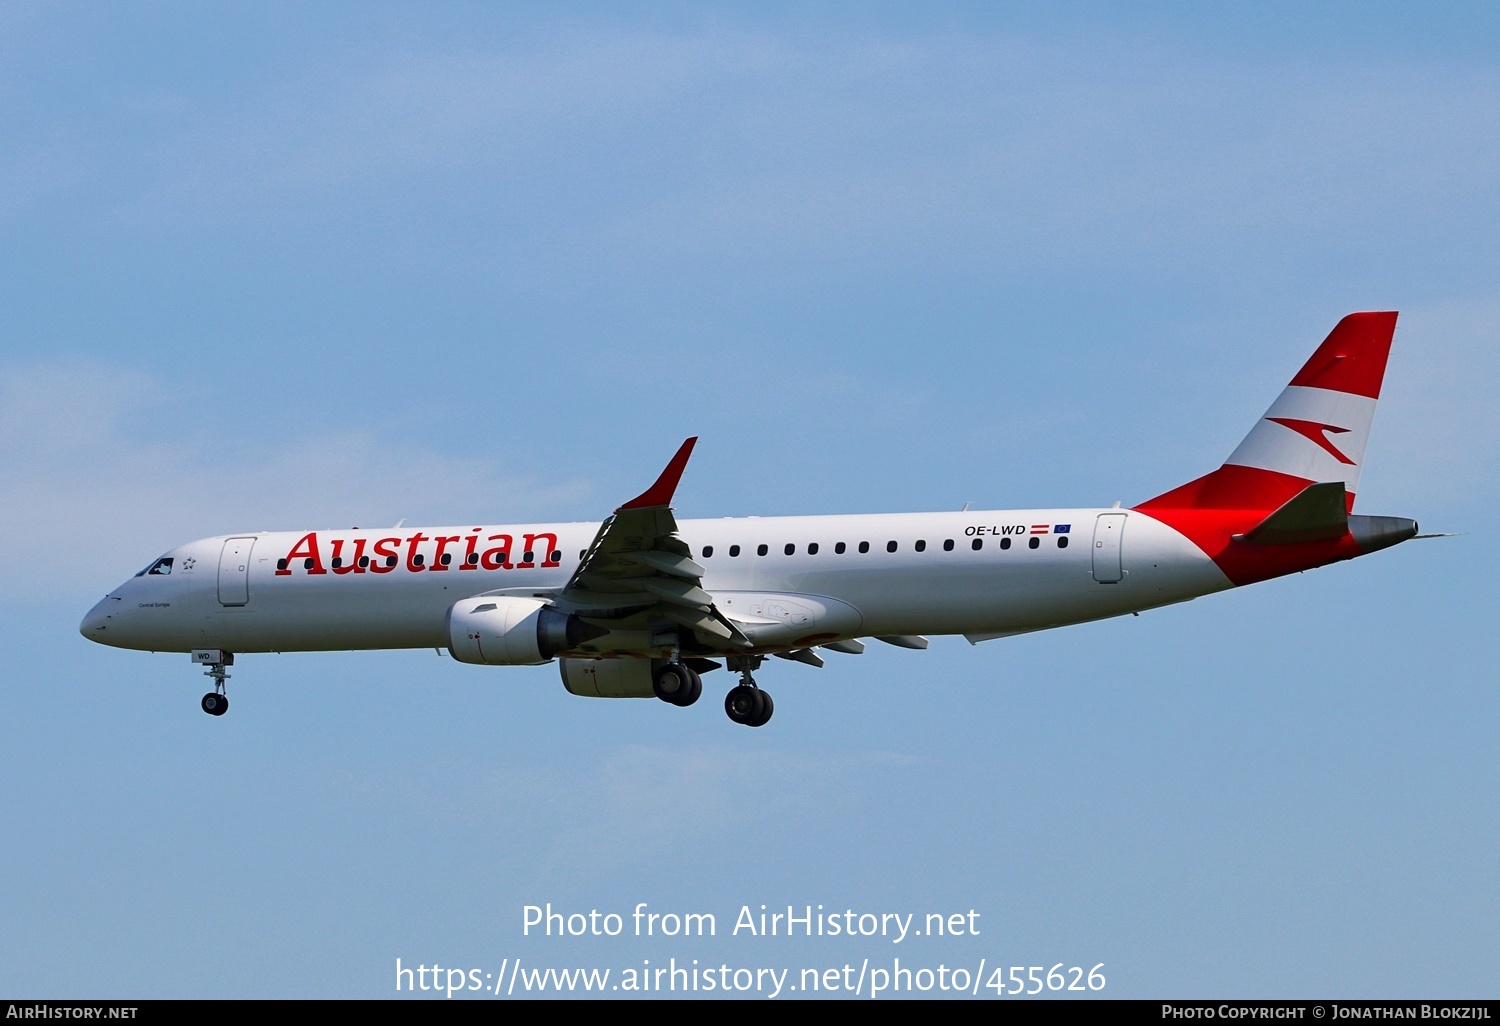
80,312,1421,727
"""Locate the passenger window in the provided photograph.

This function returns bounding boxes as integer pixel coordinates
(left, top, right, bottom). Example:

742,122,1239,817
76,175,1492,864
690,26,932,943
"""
1057,536,1069,549
1000,537,1011,550
784,543,795,555
858,541,870,554
331,557,343,568
703,546,714,558
1028,537,1040,549
757,544,768,556
275,559,288,571
386,555,398,567
440,553,452,566
914,540,926,552
730,545,741,557
360,556,371,568
808,542,819,555
972,538,984,551
886,540,898,553
943,539,954,551
835,542,846,554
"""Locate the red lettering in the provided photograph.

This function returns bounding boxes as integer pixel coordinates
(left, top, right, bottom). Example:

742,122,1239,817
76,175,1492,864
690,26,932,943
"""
331,537,368,575
370,537,400,574
458,531,482,570
430,536,461,571
405,532,429,573
521,532,560,568
279,532,326,575
480,533,513,570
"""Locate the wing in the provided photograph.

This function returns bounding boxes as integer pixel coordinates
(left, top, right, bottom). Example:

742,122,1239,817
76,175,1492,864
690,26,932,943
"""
554,438,749,651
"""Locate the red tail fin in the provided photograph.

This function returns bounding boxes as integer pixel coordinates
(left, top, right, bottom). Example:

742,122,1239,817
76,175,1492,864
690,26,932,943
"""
1138,312,1397,513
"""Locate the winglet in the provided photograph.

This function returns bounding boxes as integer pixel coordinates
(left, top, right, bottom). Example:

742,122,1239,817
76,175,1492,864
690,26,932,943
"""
619,437,698,510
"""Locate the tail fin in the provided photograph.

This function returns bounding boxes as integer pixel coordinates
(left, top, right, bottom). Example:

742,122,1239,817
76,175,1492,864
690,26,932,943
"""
1138,312,1397,512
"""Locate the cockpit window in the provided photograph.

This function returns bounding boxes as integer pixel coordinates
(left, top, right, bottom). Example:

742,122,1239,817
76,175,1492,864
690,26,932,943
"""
135,557,174,577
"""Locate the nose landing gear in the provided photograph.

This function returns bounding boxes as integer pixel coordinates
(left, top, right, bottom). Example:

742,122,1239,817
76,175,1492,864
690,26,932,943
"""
192,650,233,717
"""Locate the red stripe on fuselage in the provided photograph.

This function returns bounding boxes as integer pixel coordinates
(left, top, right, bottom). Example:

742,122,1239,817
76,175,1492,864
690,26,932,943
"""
1136,466,1361,586
1134,505,1362,587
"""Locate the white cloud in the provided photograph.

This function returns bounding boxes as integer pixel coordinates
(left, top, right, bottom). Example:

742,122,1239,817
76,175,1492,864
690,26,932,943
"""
0,360,592,603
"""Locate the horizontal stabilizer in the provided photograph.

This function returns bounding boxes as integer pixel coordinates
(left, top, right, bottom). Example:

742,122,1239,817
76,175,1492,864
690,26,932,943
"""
1234,481,1348,545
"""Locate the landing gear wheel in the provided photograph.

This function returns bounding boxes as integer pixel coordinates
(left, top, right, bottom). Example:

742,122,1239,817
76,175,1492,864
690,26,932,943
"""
201,692,228,716
679,668,702,707
749,688,773,727
653,663,696,706
725,684,769,726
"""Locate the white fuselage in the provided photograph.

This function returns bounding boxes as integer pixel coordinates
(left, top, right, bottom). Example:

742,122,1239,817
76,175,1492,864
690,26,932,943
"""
80,508,1229,655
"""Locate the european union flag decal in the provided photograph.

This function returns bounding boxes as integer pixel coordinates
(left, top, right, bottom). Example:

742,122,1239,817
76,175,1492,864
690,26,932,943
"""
1054,524,1071,534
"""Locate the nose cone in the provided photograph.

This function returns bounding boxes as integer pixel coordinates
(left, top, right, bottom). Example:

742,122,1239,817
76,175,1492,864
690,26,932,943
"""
80,596,118,644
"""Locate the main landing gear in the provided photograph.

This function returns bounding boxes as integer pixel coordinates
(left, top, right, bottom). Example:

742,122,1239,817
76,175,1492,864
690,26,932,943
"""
654,655,774,726
652,661,703,707
195,651,233,717
724,656,773,728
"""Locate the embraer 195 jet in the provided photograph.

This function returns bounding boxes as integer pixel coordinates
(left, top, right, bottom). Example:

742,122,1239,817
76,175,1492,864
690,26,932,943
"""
82,313,1420,727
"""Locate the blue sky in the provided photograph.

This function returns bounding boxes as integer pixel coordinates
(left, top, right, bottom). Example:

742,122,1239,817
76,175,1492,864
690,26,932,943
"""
2,3,1497,998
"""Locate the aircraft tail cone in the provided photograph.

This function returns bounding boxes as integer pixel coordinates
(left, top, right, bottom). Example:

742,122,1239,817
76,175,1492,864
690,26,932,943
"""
1348,515,1418,555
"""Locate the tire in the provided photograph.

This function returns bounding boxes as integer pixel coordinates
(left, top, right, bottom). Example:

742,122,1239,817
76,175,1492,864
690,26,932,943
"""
652,664,689,704
749,689,773,727
201,692,228,716
678,668,703,707
724,684,760,724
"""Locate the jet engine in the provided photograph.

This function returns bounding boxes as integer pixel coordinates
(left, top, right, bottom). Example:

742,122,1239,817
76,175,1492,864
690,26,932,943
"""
446,596,601,666
559,657,656,698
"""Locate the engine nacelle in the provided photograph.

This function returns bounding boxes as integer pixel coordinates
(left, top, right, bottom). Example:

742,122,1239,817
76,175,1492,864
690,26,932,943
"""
447,596,594,666
559,658,655,698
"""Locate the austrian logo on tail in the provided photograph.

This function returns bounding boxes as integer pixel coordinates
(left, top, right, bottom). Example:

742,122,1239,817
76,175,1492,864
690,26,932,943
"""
1265,417,1356,465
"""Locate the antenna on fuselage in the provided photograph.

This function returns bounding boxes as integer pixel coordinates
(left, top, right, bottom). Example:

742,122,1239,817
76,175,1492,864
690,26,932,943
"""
394,518,406,528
